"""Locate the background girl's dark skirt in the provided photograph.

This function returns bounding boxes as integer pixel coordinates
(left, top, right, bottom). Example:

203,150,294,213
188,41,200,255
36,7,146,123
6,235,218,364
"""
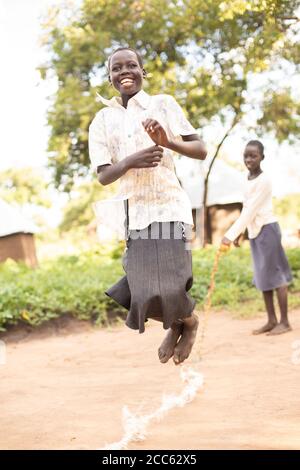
250,222,292,292
106,222,195,333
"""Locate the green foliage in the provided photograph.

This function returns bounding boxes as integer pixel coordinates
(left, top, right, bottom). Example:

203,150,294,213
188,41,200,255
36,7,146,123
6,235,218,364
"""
0,168,51,207
193,246,300,309
40,0,300,191
0,246,299,331
258,90,300,143
60,179,101,231
59,178,119,232
273,193,300,230
0,251,124,331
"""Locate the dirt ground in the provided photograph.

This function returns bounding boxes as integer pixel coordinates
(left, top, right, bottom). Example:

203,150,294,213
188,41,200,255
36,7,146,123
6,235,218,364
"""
0,309,300,450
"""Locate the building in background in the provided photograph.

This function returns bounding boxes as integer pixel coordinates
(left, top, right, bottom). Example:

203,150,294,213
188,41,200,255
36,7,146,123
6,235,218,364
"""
175,157,245,245
0,199,38,267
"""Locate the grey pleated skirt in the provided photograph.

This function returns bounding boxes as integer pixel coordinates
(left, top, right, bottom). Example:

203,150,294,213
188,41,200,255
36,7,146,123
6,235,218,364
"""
250,222,292,292
106,221,195,333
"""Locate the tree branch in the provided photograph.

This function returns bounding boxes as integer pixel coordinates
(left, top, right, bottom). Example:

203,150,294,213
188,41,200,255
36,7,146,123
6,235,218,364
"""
202,112,241,246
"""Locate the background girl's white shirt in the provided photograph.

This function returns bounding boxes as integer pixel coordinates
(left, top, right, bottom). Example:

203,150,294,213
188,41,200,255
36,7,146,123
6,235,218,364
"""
224,172,277,241
89,90,196,230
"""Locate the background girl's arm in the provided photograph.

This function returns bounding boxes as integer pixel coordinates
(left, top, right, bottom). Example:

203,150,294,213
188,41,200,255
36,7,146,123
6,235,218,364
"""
222,177,272,243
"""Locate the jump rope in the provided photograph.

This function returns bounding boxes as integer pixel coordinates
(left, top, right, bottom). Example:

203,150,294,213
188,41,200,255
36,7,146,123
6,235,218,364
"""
101,243,230,450
194,243,230,361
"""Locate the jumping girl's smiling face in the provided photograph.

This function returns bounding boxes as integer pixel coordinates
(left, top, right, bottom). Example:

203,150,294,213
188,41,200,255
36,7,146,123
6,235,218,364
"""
109,49,144,97
243,144,263,174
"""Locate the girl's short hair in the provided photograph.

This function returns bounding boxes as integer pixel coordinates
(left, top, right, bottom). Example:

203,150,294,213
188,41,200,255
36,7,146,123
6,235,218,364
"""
246,140,265,157
107,47,143,69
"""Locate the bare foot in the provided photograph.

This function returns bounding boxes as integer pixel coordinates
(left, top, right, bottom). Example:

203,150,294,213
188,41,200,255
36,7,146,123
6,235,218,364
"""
158,321,183,363
173,314,199,365
266,322,292,336
252,322,278,335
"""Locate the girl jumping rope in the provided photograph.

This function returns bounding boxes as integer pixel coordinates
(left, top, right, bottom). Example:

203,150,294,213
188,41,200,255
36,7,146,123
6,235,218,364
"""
221,140,292,335
89,47,207,364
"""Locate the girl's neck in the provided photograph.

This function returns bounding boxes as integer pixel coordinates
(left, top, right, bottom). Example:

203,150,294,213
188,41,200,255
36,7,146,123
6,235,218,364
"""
248,167,263,180
121,94,130,108
121,91,139,108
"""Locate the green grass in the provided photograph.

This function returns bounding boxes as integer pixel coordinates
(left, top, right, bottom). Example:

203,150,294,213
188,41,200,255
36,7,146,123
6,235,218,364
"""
192,246,300,317
0,245,299,331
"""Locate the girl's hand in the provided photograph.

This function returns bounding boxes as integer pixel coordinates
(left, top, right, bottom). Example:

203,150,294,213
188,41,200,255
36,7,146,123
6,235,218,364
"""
125,145,164,169
233,238,241,247
221,237,231,246
220,237,231,252
142,119,170,148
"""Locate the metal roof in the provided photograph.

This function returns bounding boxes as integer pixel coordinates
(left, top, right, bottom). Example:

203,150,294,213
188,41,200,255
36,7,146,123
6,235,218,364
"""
0,199,38,237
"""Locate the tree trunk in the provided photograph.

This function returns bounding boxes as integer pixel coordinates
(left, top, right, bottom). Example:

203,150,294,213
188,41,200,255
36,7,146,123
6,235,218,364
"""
202,114,240,246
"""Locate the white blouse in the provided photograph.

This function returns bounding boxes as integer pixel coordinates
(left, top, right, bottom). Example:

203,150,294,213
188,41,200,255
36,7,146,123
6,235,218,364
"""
89,90,196,230
224,172,277,241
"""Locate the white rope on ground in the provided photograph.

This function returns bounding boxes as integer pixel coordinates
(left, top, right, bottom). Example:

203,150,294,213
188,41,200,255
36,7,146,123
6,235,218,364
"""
100,366,204,450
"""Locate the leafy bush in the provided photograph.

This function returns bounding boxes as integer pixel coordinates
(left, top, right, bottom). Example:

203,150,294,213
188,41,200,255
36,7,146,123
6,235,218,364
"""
0,247,299,331
192,247,300,310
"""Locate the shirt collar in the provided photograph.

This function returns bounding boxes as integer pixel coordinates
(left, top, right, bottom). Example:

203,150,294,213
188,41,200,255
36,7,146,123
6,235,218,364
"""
96,89,151,109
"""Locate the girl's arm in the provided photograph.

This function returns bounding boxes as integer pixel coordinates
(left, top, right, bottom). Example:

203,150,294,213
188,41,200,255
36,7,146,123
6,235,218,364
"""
222,177,272,244
90,113,163,186
97,160,128,186
97,145,164,185
169,134,207,160
142,119,207,160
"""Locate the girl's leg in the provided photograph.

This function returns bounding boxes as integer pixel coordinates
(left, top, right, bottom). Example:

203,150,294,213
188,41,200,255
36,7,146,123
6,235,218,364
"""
267,286,292,335
253,290,278,335
156,319,184,363
155,313,199,365
173,313,199,365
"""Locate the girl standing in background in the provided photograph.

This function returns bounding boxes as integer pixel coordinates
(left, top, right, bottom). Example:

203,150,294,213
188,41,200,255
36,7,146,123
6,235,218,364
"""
222,140,292,335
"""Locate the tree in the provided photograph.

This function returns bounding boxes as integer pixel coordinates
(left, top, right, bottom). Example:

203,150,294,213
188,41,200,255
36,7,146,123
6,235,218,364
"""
0,167,51,207
258,89,300,143
59,178,112,232
40,0,300,239
273,193,300,232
